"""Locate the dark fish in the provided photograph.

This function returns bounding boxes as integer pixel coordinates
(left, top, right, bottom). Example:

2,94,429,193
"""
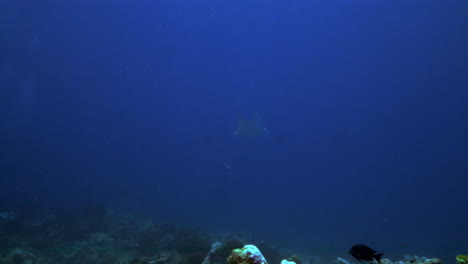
349,244,383,263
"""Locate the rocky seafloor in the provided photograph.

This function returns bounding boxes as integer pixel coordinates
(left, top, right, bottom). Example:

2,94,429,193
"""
0,207,443,264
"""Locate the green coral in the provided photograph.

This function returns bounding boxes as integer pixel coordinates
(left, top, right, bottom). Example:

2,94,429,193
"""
457,255,468,264
210,240,245,263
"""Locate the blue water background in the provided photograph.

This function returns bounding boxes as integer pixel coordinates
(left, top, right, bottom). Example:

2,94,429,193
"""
1,0,467,262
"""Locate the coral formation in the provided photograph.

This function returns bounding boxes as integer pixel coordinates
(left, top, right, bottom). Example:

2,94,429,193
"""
257,242,288,264
424,259,442,264
335,257,350,264
281,260,297,264
186,251,207,264
401,256,441,264
170,228,211,254
335,254,443,264
0,207,443,264
457,256,468,264
381,259,393,264
211,240,245,264
227,245,268,264
287,255,302,264
0,248,37,264
202,242,224,264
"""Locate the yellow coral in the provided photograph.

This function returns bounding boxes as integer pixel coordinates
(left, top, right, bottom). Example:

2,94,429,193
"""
456,255,468,264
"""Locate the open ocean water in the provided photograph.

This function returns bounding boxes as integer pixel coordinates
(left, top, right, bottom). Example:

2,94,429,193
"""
0,0,467,264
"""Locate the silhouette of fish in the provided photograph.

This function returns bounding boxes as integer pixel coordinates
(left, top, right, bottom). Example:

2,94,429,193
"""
349,244,383,263
231,112,270,137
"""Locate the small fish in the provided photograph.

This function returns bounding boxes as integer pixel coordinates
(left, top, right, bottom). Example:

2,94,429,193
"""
231,112,270,137
349,244,383,263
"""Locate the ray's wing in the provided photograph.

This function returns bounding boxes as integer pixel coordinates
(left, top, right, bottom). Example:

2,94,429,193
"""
254,112,270,134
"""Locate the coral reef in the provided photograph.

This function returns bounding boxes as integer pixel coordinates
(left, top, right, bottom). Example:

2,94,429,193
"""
425,259,442,264
227,245,268,264
334,254,443,264
257,242,288,264
287,255,302,264
335,255,442,264
400,256,441,264
457,255,468,264
282,260,297,264
381,259,393,264
0,248,37,264
0,208,443,264
202,242,224,264
169,228,211,254
335,257,350,264
204,240,246,264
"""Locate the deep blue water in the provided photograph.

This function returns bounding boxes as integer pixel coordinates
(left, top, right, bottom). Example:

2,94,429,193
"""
1,0,467,262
